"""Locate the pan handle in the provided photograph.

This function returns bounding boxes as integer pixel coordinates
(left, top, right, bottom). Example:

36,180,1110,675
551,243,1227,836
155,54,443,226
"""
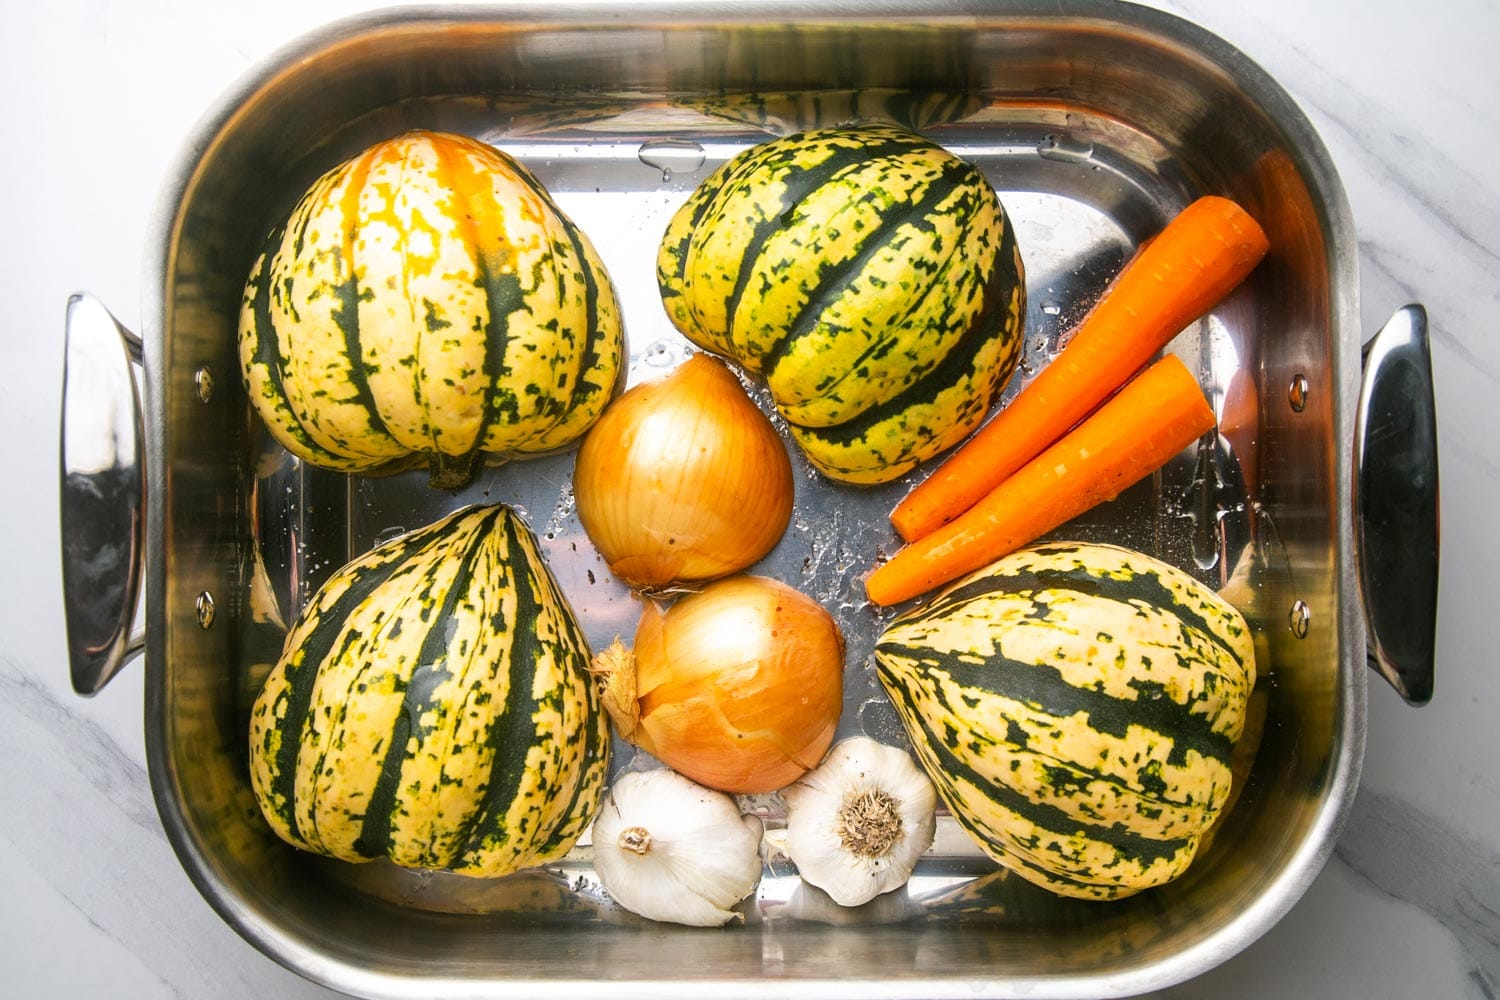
60,292,146,696
1355,303,1438,705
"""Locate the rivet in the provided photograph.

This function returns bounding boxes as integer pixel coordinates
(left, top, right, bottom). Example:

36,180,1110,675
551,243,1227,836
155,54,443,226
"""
1288,373,1309,412
1289,599,1311,639
195,365,215,403
196,591,217,629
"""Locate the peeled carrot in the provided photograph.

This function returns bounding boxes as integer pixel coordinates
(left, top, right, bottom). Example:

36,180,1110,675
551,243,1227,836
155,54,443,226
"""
866,354,1215,607
890,195,1268,543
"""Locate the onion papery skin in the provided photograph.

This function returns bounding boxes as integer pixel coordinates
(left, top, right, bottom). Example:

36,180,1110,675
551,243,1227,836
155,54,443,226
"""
574,354,794,590
611,576,845,794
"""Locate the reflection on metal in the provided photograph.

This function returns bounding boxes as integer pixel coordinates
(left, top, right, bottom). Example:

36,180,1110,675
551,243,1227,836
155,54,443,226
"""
100,3,1420,997
195,591,217,630
1288,373,1309,412
195,365,216,403
1356,304,1438,704
60,293,145,695
1289,599,1312,639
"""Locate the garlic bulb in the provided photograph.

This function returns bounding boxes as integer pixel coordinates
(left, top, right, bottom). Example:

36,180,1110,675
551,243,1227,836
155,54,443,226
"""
592,768,764,927
780,737,937,907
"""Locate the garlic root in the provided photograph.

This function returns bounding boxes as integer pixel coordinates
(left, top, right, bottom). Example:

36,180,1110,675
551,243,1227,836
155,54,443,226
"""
781,737,937,907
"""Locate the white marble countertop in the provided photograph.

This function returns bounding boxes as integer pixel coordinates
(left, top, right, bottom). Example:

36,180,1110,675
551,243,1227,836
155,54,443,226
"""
6,0,1496,997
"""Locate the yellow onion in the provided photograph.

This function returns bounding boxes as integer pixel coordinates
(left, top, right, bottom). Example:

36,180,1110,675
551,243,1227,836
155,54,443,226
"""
591,575,844,794
574,353,794,590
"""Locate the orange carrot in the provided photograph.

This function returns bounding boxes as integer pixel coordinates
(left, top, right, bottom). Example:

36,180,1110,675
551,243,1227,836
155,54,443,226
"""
890,195,1267,543
866,354,1215,607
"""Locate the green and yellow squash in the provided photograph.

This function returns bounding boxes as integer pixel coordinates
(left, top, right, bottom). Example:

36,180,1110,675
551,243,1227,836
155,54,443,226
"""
874,542,1256,900
683,89,986,135
239,130,624,489
657,121,1025,485
248,504,609,878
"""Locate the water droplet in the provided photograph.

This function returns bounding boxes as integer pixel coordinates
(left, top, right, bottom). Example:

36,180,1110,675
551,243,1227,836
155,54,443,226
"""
638,139,706,182
858,698,906,744
1040,300,1062,317
373,525,406,547
1186,437,1222,571
643,339,675,367
1037,132,1094,164
1191,516,1222,572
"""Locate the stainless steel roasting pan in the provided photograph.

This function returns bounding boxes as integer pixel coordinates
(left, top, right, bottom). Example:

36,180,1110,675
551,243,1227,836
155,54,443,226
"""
59,2,1440,997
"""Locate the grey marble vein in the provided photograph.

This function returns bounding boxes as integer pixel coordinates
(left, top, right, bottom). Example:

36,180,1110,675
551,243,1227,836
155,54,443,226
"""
1358,245,1500,392
1156,3,1500,368
10,1,1500,998
0,659,337,999
1,666,160,836
1336,784,1500,998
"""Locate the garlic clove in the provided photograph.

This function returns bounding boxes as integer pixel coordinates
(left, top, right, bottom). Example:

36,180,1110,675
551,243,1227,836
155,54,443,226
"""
781,737,937,908
592,768,764,927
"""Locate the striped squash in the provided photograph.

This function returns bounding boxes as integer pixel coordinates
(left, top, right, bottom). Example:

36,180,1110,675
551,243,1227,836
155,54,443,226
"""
686,89,985,134
248,504,609,878
874,542,1256,900
239,130,623,490
658,121,1025,484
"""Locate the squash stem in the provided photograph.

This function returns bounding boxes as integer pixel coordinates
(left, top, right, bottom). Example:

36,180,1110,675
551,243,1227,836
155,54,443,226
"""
428,451,479,491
